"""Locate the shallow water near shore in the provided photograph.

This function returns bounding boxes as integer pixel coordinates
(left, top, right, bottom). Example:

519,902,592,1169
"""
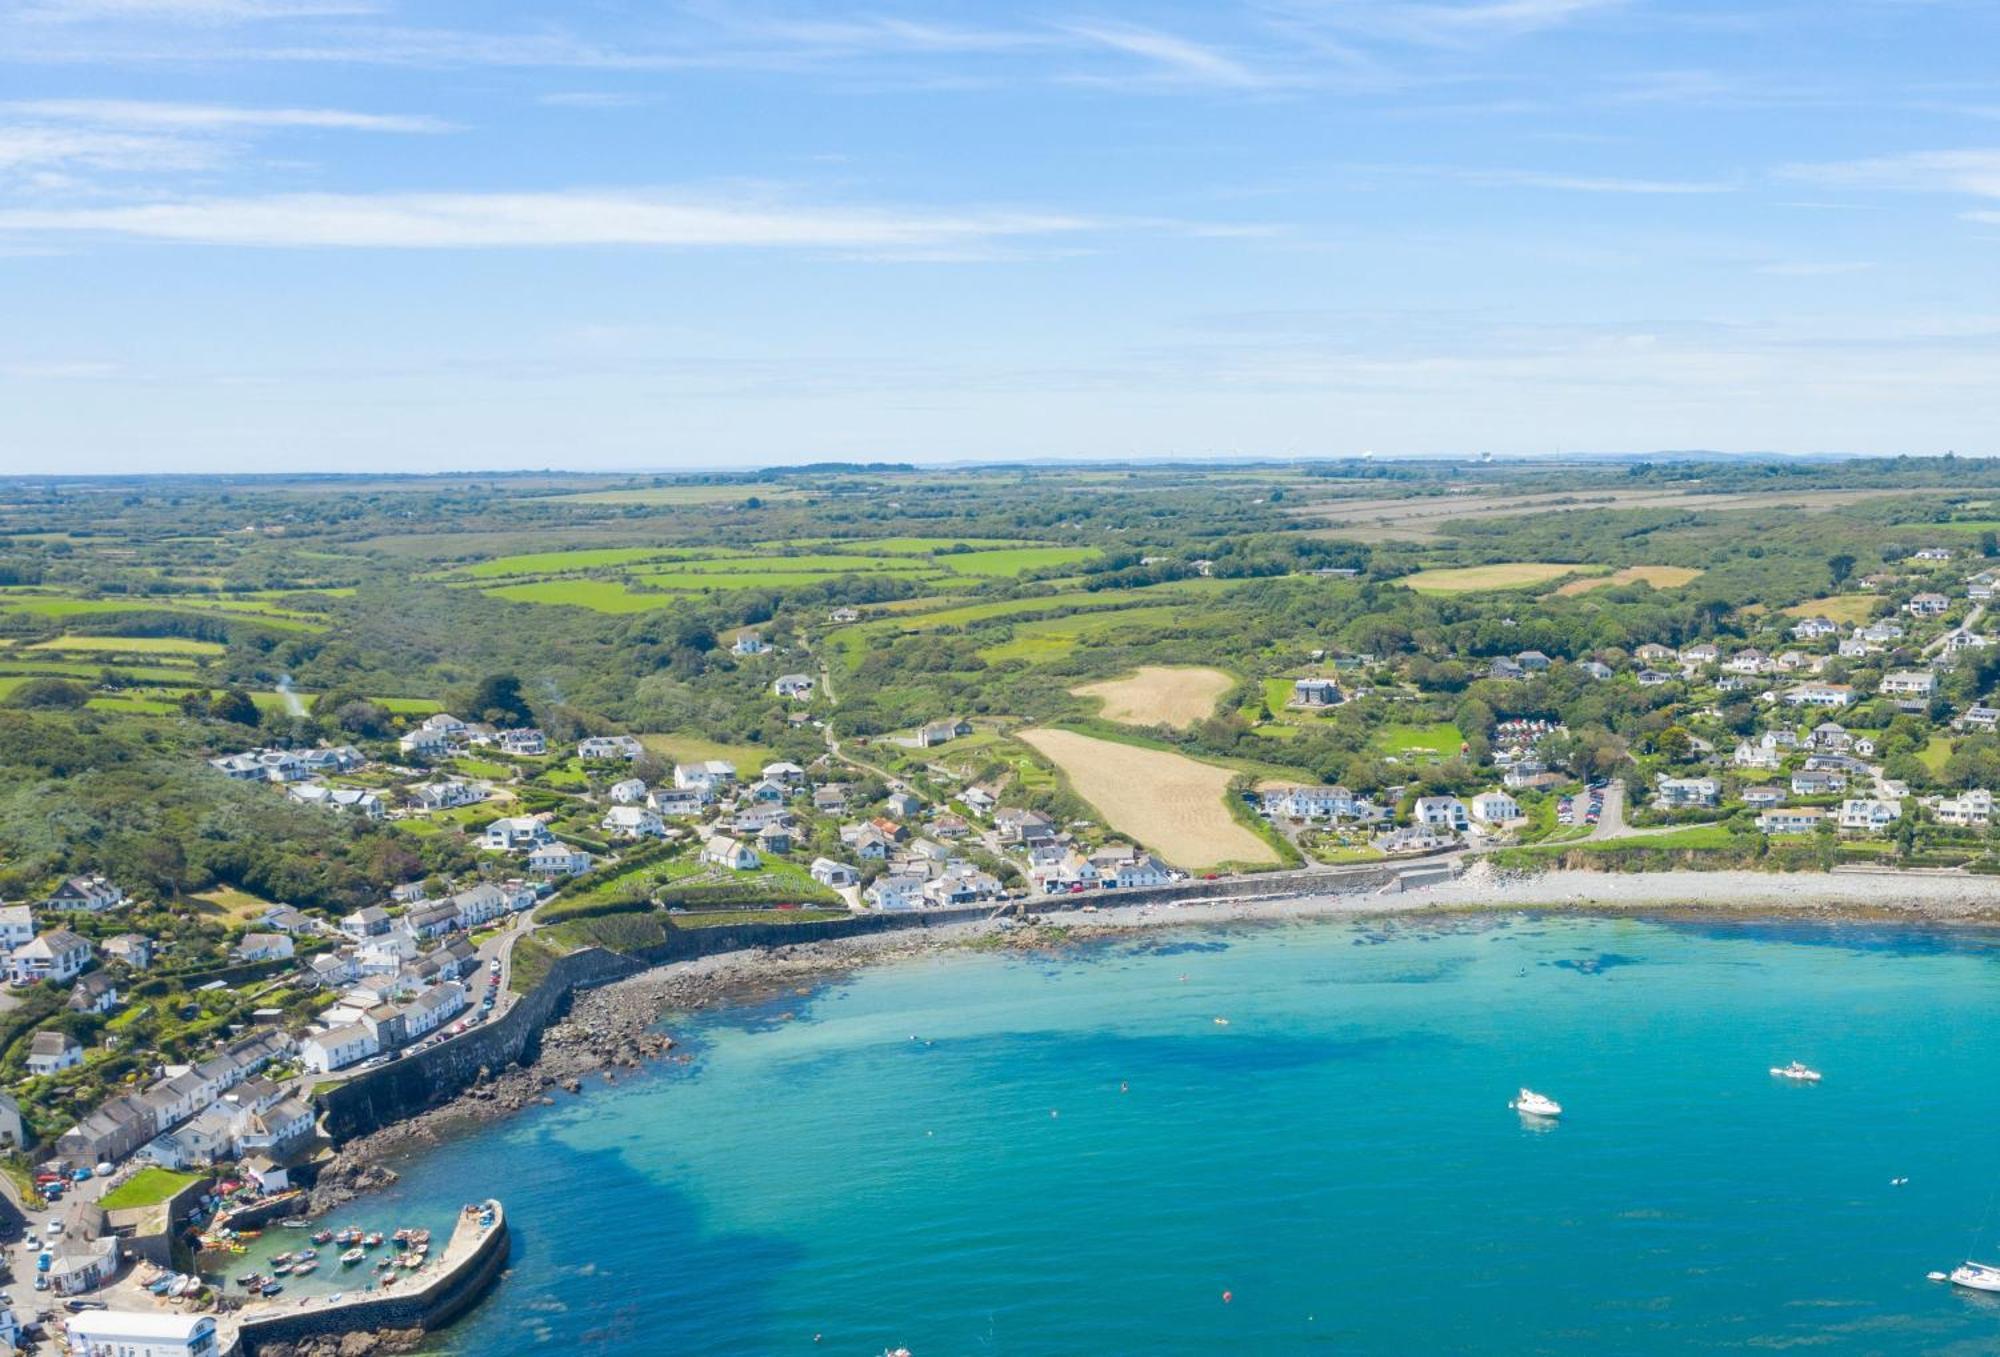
379,913,2000,1354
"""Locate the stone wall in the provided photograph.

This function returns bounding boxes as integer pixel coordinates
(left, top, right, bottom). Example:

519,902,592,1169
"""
232,1203,509,1357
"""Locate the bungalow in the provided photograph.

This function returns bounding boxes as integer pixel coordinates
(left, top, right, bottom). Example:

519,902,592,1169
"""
1680,643,1720,665
1791,617,1840,640
960,786,997,815
602,806,669,840
1487,657,1526,681
1907,592,1951,617
1376,825,1455,855
829,606,861,623
732,632,767,656
1637,668,1675,687
810,858,860,889
397,726,449,758
234,933,294,963
1932,789,1995,827
929,813,970,839
497,727,547,756
849,830,893,861
742,778,789,805
1469,791,1521,824
10,929,91,985
608,778,649,805
1655,777,1720,809
408,780,483,811
762,760,806,785
339,906,392,940
1634,643,1678,664
482,815,552,851
27,1030,82,1075
1724,648,1773,676
1882,670,1938,698
576,734,644,761
648,786,709,817
41,875,125,913
1740,786,1786,809
1915,547,1954,562
812,783,853,814
1782,682,1854,708
774,673,816,700
1839,798,1903,832
1733,741,1780,770
1577,660,1614,681
865,873,930,911
701,835,761,871
1412,796,1469,831
885,790,924,818
995,808,1057,846
1791,770,1846,796
917,717,973,748
528,843,594,877
288,783,385,818
1957,705,2000,732
1810,722,1852,751
673,760,737,791
757,822,794,855
103,933,152,969
1758,808,1828,835
1290,677,1344,707
1515,650,1551,672
1839,636,1872,659
301,1023,379,1074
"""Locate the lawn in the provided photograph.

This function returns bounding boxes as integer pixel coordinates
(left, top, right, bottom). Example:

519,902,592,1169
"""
637,733,779,769
101,1167,202,1210
1783,595,1879,624
1919,735,1954,774
486,580,683,613
1398,563,1599,593
1374,722,1465,758
28,635,225,656
193,885,280,923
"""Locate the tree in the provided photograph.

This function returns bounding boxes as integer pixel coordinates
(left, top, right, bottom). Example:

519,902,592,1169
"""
208,689,261,726
1981,530,1998,560
466,673,533,727
1827,553,1857,589
7,679,89,710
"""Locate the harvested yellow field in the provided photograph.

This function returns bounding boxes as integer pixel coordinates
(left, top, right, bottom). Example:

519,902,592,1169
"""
1783,594,1878,624
1017,728,1277,870
1399,563,1596,594
1556,565,1704,596
1073,665,1235,730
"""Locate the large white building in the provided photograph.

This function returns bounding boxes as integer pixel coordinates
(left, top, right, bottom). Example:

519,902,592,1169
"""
66,1311,221,1357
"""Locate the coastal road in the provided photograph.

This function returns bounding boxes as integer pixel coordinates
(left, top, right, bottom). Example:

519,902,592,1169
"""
1924,603,1984,657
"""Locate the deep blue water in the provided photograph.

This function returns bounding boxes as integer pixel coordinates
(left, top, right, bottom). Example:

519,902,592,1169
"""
344,915,2000,1354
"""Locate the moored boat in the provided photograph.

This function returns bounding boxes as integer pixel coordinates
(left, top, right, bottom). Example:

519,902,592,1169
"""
1948,1261,2000,1293
340,1247,366,1266
1770,1061,1822,1082
1509,1088,1563,1118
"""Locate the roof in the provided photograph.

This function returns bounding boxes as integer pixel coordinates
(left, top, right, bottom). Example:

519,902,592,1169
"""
66,1312,216,1341
30,1030,77,1054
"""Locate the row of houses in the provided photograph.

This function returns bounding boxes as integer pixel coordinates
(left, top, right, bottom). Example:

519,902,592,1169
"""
56,1030,293,1169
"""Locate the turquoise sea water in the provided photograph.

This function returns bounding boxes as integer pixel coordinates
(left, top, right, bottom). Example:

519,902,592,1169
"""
364,915,2000,1353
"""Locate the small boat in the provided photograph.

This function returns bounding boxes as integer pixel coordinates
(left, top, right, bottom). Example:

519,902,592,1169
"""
1509,1088,1563,1118
279,1219,312,1230
261,1283,283,1297
271,1252,294,1266
297,1248,318,1262
311,1229,334,1245
363,1232,384,1248
410,1229,431,1247
340,1248,366,1266
292,1261,317,1276
1771,1061,1822,1083
391,1228,410,1244
1949,1262,2000,1292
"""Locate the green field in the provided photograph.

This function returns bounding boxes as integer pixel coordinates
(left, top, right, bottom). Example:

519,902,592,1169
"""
979,605,1191,663
28,635,226,656
937,546,1102,576
1374,722,1465,758
812,536,1033,555
459,547,689,578
637,733,778,769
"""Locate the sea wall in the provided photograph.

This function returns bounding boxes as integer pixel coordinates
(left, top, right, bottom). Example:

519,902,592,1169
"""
231,1202,509,1357
315,859,1435,1141
315,946,643,1141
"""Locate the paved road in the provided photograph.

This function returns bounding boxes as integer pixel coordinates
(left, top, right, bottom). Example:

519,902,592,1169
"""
1923,603,1984,657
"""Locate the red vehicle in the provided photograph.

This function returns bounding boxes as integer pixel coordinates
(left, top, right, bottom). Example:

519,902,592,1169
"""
1202,873,1220,881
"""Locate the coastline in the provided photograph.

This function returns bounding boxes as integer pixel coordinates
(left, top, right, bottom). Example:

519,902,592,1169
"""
312,864,2000,1201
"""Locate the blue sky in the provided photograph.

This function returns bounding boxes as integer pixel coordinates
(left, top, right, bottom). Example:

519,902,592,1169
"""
5,0,2000,472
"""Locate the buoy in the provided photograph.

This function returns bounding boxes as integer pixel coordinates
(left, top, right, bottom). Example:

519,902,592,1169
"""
1050,1109,1059,1118
1119,1082,1129,1094
1222,1290,1232,1304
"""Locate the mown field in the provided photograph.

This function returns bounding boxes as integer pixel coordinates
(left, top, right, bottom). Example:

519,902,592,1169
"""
1555,566,1703,595
1398,563,1599,593
1073,666,1235,730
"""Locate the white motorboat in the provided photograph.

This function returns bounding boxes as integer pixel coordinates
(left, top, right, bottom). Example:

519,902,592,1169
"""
1509,1088,1562,1118
1947,1262,2000,1293
1770,1061,1822,1083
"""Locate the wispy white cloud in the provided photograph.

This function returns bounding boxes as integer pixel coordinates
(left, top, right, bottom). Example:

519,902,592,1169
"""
13,0,380,22
1060,22,1282,89
0,123,213,172
1,97,447,132
1459,167,1734,193
1260,0,1624,48
0,188,1108,250
1782,148,2000,197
